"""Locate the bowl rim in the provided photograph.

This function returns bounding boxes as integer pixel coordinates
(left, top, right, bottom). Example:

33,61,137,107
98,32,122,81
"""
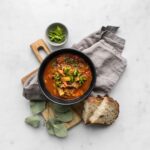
45,22,68,47
38,48,96,105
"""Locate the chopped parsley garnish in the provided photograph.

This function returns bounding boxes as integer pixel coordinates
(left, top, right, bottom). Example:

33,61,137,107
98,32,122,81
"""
79,76,87,85
48,26,65,43
64,57,78,66
73,69,79,76
63,66,70,75
54,74,61,81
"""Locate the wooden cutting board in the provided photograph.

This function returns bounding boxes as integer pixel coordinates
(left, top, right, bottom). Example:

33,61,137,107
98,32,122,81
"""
21,39,50,84
21,39,83,129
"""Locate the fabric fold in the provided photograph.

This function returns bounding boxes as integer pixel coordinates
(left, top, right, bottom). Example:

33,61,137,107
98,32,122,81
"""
23,25,127,100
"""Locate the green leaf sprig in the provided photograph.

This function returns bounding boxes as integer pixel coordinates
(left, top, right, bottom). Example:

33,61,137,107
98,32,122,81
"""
25,101,46,128
46,118,68,138
45,104,74,138
48,26,65,43
53,104,73,122
25,115,41,128
30,101,46,115
25,101,74,138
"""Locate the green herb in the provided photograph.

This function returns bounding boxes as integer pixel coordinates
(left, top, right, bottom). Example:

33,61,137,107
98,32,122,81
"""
65,57,72,63
65,57,77,65
48,26,65,43
73,69,78,76
30,101,46,115
73,63,78,67
54,73,60,81
79,76,87,85
63,66,70,75
25,115,41,128
77,73,81,77
69,75,74,82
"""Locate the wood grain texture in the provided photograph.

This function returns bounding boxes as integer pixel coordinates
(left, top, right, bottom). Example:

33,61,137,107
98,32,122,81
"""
21,69,38,85
30,39,51,63
21,39,51,85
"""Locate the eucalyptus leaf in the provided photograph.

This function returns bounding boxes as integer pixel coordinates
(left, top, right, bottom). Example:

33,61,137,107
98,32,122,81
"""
53,104,70,113
30,101,46,115
52,118,63,124
55,110,73,122
53,123,68,138
25,115,40,128
46,120,55,135
46,118,68,138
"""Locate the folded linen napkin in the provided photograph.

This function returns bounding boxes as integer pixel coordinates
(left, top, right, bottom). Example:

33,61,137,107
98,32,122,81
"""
23,26,127,100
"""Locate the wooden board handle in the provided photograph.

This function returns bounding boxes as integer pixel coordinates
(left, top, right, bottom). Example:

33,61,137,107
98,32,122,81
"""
30,39,51,63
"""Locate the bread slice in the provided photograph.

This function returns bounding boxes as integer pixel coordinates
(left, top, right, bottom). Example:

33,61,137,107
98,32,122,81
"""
89,96,119,125
82,96,103,124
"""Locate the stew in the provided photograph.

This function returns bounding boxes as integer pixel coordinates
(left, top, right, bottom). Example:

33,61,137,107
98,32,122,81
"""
43,53,92,100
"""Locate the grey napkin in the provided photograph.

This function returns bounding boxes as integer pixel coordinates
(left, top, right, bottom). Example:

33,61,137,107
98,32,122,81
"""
23,26,127,100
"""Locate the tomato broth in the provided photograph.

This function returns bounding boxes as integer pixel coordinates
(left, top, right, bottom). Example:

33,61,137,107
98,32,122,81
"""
43,53,92,100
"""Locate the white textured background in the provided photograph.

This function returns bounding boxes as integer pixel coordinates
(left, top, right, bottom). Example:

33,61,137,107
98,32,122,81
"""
0,0,150,149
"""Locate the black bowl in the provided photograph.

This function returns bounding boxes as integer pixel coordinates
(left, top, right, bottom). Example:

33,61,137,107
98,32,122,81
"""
38,48,96,105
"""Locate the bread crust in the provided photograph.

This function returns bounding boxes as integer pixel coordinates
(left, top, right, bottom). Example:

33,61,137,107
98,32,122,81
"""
82,96,119,125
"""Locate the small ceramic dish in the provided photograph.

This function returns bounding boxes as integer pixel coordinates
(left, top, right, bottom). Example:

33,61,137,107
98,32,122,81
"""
45,22,68,47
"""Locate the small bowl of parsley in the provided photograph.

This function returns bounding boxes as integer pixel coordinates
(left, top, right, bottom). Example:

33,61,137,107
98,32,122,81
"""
46,22,68,47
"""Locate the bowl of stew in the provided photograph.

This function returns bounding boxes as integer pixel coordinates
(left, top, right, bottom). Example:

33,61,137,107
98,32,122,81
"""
38,48,96,105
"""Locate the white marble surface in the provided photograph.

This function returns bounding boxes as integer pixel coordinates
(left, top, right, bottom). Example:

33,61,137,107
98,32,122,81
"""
0,0,150,149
